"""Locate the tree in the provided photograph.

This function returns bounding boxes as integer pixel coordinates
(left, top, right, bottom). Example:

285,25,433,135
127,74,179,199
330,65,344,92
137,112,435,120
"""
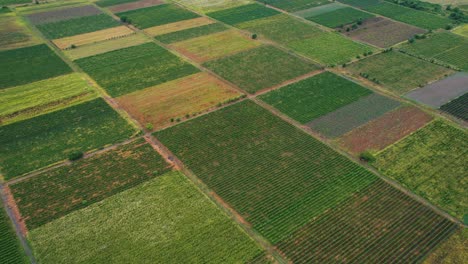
359,151,376,163
251,33,257,40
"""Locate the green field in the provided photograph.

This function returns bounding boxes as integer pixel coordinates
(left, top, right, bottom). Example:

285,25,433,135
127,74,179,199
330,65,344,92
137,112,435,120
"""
0,44,72,90
0,73,97,125
0,200,27,264
374,120,467,220
156,100,378,243
11,138,172,229
0,0,30,5
76,42,199,97
294,3,346,17
337,0,381,8
155,23,228,44
116,4,199,29
0,13,39,51
95,0,135,7
289,31,375,65
346,51,453,94
29,171,262,263
36,14,120,39
261,0,329,12
207,3,280,25
305,7,375,28
424,229,468,264
259,71,372,123
204,45,318,93
0,98,136,179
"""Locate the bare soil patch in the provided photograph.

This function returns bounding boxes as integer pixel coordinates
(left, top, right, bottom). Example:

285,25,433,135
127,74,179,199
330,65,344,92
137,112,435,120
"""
27,5,101,25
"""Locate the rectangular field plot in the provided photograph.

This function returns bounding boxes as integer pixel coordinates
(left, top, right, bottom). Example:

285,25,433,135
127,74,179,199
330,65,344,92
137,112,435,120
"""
375,120,467,220
453,24,468,37
155,22,228,44
207,3,280,25
156,100,378,243
424,229,467,263
259,71,372,123
170,30,261,62
143,17,214,37
440,93,468,122
305,6,374,28
27,5,101,25
0,73,97,126
204,45,318,93
289,31,375,65
29,171,263,263
0,13,40,51
0,44,72,90
307,93,401,138
63,33,150,60
405,72,468,108
262,0,329,12
96,0,137,7
344,17,426,48
0,199,27,264
52,25,134,49
339,106,433,154
76,42,199,97
276,180,459,263
0,98,136,179
108,0,164,12
36,14,121,39
117,72,241,130
10,138,172,229
346,51,453,94
116,4,200,29
294,2,345,17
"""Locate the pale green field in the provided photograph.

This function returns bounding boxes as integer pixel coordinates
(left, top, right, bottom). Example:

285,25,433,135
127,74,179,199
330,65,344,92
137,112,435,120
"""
453,24,468,38
174,0,253,13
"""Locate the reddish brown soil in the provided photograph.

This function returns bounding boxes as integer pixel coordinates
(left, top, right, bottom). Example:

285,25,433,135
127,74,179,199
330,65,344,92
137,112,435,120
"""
108,0,164,13
339,106,433,154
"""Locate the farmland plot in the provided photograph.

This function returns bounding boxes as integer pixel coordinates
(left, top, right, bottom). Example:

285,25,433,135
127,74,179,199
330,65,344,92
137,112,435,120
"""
440,93,468,122
0,73,97,125
204,45,318,93
26,5,102,25
117,72,241,130
276,180,459,263
453,24,468,37
0,199,27,264
375,120,468,220
294,2,345,17
52,26,134,49
107,0,164,12
259,71,372,123
424,229,468,263
339,106,433,154
261,0,329,11
304,6,374,28
0,98,136,179
96,0,138,7
116,4,200,29
346,51,453,94
29,171,263,263
155,22,228,44
0,44,72,90
0,14,39,50
207,3,280,25
338,0,381,8
10,138,172,229
76,42,199,97
156,100,379,243
175,0,253,13
0,0,30,5
143,17,214,36
307,93,401,138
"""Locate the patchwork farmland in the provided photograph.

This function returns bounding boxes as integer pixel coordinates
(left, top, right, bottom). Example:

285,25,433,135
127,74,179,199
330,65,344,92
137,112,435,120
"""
0,0,466,263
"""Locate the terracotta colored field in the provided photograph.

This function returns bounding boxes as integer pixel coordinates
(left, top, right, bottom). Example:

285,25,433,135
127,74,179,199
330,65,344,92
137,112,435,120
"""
339,106,433,154
52,25,134,49
117,72,241,130
170,30,261,62
143,17,214,36
108,0,164,13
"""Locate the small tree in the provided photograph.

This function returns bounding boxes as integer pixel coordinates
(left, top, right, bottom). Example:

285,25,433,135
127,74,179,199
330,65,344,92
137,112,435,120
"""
359,151,375,163
145,123,154,131
408,37,415,44
68,151,84,161
70,44,77,49
251,33,257,40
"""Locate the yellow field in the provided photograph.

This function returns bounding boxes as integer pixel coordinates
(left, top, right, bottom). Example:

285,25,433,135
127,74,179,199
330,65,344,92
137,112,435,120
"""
143,17,215,36
116,72,241,130
52,26,135,49
0,14,40,51
170,30,261,62
453,24,468,38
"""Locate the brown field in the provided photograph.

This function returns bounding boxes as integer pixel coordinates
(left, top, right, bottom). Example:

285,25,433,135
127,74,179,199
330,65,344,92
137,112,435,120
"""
338,106,433,154
143,17,214,36
344,17,426,48
170,30,261,62
108,0,164,13
52,25,134,49
116,72,242,130
0,14,39,50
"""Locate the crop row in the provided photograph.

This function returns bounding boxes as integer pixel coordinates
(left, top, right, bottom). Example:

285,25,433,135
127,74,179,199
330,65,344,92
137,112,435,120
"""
0,199,26,264
440,93,468,121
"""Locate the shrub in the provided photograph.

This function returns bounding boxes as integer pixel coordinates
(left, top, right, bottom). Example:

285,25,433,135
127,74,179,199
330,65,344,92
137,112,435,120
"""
408,38,415,44
251,33,257,40
359,151,375,162
68,151,84,161
145,123,154,131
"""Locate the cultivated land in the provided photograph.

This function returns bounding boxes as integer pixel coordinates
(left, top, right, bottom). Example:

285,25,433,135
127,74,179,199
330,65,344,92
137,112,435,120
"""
76,42,199,97
375,120,467,220
26,5,102,25
175,0,253,13
204,45,318,93
307,93,401,138
346,51,454,94
0,73,97,125
207,3,280,25
10,138,172,229
155,22,228,44
259,71,372,123
294,2,346,18
0,199,26,264
305,6,374,28
0,98,136,179
156,101,379,243
339,106,433,154
117,72,241,130
29,171,263,263
143,16,214,36
453,24,468,37
261,0,329,12
96,0,139,7
0,13,39,51
440,93,468,121
107,0,164,13
0,0,29,5
424,229,468,264
170,30,261,62
52,25,134,49
0,44,72,90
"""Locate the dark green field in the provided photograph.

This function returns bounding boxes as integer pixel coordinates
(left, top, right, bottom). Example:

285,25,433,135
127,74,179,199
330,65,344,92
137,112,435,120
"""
440,93,468,121
0,200,26,264
261,0,329,12
155,23,228,44
96,0,135,7
208,3,280,25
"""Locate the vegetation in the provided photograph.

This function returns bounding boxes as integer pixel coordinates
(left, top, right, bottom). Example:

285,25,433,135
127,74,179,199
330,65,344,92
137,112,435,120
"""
155,22,228,44
0,44,72,90
207,3,280,25
75,42,199,97
259,71,372,123
96,0,136,7
453,24,468,37
26,5,102,25
305,7,374,28
0,13,39,51
156,101,378,243
0,0,34,5
0,200,27,264
29,171,262,263
143,17,214,37
359,151,375,162
260,0,329,12
375,120,467,220
0,98,136,178
52,26,134,49
204,45,318,93
338,0,380,8
424,229,468,263
440,93,467,121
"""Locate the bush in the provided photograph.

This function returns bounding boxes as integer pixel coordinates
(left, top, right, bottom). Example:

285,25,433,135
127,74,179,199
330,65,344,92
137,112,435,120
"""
359,151,375,162
145,123,154,131
68,151,84,161
251,33,257,40
408,38,415,44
